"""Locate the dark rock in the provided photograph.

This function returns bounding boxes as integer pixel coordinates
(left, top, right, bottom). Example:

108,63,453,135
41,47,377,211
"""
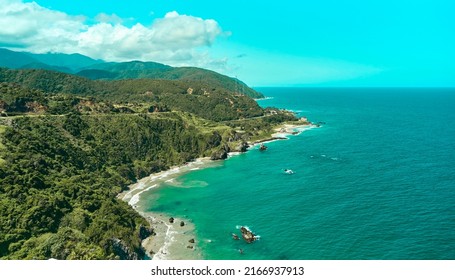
240,226,257,243
187,245,194,249
211,143,233,160
110,238,142,260
224,144,231,153
236,141,249,153
169,217,174,223
180,221,185,227
139,224,153,240
208,131,222,147
210,149,228,160
232,233,240,240
188,238,195,243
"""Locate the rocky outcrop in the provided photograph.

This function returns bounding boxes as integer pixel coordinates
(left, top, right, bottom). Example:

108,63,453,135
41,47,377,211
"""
236,141,249,152
228,131,242,142
169,217,174,223
110,238,143,260
139,224,153,240
180,221,185,227
208,131,222,148
188,238,195,243
240,227,257,243
210,145,230,160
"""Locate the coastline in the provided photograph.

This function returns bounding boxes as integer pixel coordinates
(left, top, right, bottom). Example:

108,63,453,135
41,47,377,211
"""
119,122,316,260
119,158,218,260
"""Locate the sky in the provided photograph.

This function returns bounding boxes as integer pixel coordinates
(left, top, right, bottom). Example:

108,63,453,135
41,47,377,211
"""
0,0,454,87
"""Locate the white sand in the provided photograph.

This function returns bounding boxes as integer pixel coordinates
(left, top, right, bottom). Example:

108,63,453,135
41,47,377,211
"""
118,158,217,260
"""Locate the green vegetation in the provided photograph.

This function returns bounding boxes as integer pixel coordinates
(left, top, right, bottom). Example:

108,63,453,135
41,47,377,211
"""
0,68,263,121
0,125,6,165
77,62,263,98
0,112,235,259
0,48,263,99
0,63,298,260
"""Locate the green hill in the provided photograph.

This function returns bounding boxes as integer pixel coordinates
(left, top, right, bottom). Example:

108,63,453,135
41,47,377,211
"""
0,48,264,99
0,68,264,121
77,62,263,98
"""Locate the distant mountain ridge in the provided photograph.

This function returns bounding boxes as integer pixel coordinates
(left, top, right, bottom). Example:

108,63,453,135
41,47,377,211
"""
0,48,101,72
0,48,263,98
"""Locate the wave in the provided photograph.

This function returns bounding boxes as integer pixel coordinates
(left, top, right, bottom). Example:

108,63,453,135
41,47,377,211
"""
128,184,157,206
152,222,177,260
122,181,146,201
254,96,274,101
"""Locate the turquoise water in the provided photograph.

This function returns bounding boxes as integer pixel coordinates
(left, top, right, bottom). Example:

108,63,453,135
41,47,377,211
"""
141,88,455,259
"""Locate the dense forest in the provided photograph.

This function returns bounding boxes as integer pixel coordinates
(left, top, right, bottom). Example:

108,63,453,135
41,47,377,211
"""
0,65,299,260
0,68,263,121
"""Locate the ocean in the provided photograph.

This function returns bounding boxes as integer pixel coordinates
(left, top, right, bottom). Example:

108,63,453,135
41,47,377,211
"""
137,87,455,260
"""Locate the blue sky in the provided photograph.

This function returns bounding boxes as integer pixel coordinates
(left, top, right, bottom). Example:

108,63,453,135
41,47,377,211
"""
1,0,454,86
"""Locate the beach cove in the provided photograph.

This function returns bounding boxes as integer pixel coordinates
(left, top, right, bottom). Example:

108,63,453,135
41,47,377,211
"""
119,121,315,260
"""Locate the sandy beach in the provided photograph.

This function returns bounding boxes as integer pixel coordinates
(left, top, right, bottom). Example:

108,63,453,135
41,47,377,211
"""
118,158,218,260
118,122,316,260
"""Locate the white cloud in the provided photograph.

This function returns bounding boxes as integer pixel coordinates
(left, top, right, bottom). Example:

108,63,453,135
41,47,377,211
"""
0,0,225,68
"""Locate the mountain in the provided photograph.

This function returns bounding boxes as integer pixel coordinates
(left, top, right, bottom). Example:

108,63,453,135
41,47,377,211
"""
77,61,263,98
83,61,171,72
0,48,38,69
0,48,101,72
0,48,264,99
27,52,103,70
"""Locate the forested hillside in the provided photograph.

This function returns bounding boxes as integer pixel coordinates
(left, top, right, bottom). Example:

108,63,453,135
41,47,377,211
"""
0,112,236,259
0,65,299,259
0,68,263,121
77,62,263,98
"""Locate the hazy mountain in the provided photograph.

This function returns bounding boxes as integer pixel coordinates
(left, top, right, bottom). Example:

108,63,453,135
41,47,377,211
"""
0,48,101,71
27,52,103,70
0,48,38,69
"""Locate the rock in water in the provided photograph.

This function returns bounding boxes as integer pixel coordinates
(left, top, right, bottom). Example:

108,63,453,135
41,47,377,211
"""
180,221,185,227
232,233,240,240
188,238,195,243
240,226,257,243
169,217,174,223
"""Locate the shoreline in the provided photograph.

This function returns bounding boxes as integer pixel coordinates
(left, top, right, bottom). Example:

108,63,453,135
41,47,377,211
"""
119,122,316,260
119,158,217,260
